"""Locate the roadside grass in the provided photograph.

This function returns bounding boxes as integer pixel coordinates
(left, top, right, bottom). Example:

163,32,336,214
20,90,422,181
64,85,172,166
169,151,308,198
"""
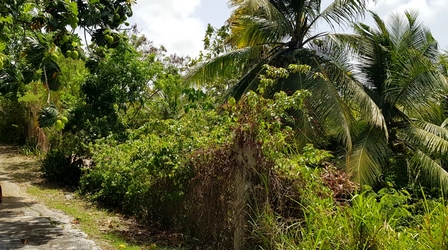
26,182,185,250
0,146,183,250
27,185,147,250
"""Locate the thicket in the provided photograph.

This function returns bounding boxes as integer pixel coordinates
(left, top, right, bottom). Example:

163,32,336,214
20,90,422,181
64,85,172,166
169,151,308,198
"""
0,96,29,144
74,89,448,249
3,0,448,249
79,90,323,248
2,42,448,249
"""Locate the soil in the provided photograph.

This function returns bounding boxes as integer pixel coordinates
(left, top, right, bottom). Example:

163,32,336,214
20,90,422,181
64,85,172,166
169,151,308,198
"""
0,145,99,249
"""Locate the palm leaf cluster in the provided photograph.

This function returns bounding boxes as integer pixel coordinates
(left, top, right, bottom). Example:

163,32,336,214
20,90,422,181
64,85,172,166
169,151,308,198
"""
188,1,448,190
189,0,379,148
336,11,448,188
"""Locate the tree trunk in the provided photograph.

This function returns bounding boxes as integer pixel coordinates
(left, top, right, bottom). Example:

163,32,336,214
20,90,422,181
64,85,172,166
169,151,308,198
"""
233,141,257,250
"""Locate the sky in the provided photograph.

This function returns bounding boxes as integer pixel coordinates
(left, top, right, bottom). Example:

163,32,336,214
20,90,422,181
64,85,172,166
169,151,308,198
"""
128,0,448,57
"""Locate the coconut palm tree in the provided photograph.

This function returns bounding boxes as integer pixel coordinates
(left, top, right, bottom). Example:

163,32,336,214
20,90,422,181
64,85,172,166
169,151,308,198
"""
188,0,383,152
188,1,448,190
333,11,448,188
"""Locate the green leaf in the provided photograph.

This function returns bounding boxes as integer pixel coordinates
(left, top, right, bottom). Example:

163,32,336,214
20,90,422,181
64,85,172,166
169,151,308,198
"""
411,150,448,193
18,92,41,103
22,3,34,14
348,125,389,185
38,104,59,128
0,41,6,52
0,15,13,24
66,1,79,16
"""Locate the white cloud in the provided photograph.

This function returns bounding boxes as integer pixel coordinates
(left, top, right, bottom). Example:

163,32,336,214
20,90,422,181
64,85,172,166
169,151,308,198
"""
368,0,448,49
126,0,448,57
128,0,205,57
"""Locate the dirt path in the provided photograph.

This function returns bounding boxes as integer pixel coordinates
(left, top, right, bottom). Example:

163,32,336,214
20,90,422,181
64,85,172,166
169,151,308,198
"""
0,145,100,250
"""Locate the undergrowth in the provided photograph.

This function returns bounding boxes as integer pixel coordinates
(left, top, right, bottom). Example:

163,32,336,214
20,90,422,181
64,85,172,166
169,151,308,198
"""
40,89,448,249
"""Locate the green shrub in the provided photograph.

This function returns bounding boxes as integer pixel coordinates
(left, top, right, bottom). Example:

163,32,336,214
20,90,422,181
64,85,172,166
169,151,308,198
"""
79,109,231,224
78,89,331,249
41,150,83,186
182,91,315,249
78,89,448,249
0,97,28,144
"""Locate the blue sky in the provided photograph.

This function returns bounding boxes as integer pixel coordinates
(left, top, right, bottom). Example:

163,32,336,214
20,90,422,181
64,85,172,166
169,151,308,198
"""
129,0,448,57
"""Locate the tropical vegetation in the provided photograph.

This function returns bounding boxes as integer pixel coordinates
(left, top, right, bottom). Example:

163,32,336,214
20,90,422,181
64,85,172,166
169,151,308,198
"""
2,0,448,249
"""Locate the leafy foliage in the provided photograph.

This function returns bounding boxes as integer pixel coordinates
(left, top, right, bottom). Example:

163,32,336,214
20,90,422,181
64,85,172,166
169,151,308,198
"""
79,108,231,221
5,1,448,249
41,150,83,186
0,0,135,128
334,11,448,188
188,0,384,176
38,104,59,128
69,40,154,141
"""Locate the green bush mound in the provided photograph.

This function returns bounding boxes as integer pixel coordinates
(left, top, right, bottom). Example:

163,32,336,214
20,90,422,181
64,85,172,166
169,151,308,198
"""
45,91,448,249
41,149,84,186
79,90,330,248
79,108,232,224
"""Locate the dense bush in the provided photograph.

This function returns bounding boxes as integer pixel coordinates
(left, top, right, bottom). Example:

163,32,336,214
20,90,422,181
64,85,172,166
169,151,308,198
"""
37,64,448,250
80,90,324,248
0,97,29,144
41,149,84,186
79,108,232,223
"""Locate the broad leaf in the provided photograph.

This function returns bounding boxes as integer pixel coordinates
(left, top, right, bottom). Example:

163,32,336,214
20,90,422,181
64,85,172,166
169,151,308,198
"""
38,104,59,128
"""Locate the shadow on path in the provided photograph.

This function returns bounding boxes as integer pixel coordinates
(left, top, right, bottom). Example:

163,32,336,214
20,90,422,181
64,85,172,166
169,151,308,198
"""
0,145,99,250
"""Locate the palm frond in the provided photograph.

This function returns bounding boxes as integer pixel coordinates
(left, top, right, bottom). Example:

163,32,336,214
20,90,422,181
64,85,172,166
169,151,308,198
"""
386,49,447,116
441,118,448,128
228,15,290,48
405,122,448,156
186,46,264,87
228,0,291,24
348,125,389,185
313,36,388,133
390,10,439,60
346,18,393,93
228,0,293,48
412,120,448,141
319,0,378,29
411,99,447,124
225,46,289,100
291,107,323,147
328,33,368,58
306,71,354,151
411,150,448,193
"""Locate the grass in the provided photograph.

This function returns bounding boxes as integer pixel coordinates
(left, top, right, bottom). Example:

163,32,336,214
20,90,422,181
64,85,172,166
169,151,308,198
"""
0,145,182,250
27,185,145,250
27,184,184,249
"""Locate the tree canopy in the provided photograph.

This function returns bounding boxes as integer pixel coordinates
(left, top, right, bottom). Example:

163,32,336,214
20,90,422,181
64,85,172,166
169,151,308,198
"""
3,1,448,249
0,0,134,97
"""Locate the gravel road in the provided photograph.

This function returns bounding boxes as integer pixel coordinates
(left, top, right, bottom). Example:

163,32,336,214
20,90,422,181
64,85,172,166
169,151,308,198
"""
0,146,100,250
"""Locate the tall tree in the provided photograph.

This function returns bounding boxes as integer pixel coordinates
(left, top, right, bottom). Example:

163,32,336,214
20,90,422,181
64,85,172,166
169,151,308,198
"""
0,0,134,125
0,0,135,146
334,11,448,188
188,0,382,153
